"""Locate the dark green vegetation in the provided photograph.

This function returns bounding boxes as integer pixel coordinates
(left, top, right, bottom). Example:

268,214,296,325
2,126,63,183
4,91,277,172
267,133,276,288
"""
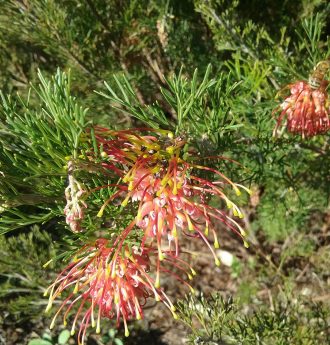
0,1,329,344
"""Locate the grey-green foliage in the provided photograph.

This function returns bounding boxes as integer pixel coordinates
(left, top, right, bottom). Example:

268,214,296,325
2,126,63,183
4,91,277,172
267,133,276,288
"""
0,70,87,234
0,226,57,322
177,293,330,345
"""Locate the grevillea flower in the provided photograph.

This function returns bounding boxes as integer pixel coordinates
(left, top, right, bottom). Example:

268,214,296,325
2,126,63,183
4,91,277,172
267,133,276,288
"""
95,128,249,267
64,161,87,232
274,61,330,137
45,237,193,345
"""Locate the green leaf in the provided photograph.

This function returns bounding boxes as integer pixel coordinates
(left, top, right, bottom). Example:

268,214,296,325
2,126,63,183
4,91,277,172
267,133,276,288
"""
114,338,124,345
28,339,52,345
58,329,70,345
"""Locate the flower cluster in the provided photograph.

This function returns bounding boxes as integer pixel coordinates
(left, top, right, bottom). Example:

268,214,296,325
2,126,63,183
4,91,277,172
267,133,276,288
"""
96,128,249,262
45,238,184,344
46,128,248,344
274,61,330,137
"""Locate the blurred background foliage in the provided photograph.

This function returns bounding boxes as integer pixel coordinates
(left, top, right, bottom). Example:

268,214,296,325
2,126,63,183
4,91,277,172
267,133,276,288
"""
0,0,329,344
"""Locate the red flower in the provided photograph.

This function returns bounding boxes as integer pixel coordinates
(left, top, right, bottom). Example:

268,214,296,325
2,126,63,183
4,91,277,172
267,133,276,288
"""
95,128,249,266
44,238,181,344
274,62,330,137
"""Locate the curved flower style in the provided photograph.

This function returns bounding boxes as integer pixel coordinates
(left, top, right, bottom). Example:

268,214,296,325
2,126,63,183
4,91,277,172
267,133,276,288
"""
95,128,249,266
45,238,183,344
274,61,330,138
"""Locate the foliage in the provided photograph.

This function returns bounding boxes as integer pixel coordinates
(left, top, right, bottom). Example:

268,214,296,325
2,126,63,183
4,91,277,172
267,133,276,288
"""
0,0,330,344
177,293,330,345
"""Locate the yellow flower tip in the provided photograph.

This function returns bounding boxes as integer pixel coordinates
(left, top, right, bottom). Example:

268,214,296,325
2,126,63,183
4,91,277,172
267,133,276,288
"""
191,268,197,276
136,312,142,320
188,274,193,280
234,187,241,196
121,199,128,207
96,209,104,218
172,312,178,320
166,146,174,155
204,227,209,236
167,132,174,139
155,294,161,302
96,326,101,334
214,240,220,249
73,283,79,294
136,212,142,222
125,329,130,337
71,330,76,336
155,279,161,289
43,290,48,297
244,241,250,249
190,287,195,294
64,156,71,161
45,304,52,313
226,200,233,209
63,320,67,326
215,258,221,267
100,151,108,158
238,212,244,219
143,154,148,158
159,252,165,261
43,259,53,268
171,305,176,312
240,229,247,236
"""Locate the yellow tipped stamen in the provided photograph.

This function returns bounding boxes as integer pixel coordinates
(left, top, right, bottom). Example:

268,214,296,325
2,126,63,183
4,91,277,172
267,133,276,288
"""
96,309,101,334
188,274,193,280
50,317,56,330
185,214,194,231
73,281,79,294
91,300,95,328
155,276,160,289
233,185,241,196
124,319,130,337
214,237,220,249
172,312,178,319
43,259,53,268
191,268,197,276
244,241,249,248
215,258,221,267
235,183,252,195
226,199,233,209
121,195,130,207
100,151,108,158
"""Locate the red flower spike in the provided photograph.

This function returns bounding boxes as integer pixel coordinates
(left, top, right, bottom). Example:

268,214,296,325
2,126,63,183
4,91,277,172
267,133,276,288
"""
95,128,250,266
44,239,181,345
274,61,330,137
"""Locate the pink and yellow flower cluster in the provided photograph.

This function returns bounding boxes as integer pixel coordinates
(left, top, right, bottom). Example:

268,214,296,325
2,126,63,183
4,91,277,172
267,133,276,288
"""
47,128,249,344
